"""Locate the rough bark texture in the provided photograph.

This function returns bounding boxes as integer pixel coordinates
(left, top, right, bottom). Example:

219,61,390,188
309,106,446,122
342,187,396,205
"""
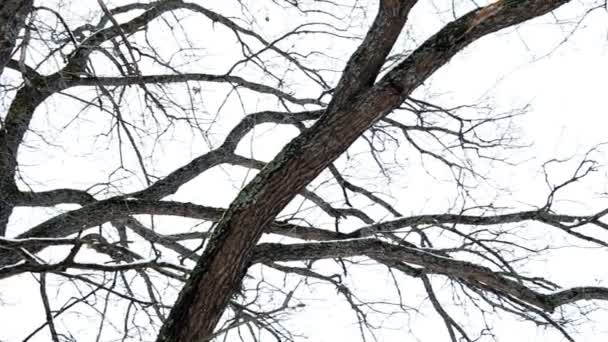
0,0,34,236
155,1,572,341
253,239,608,313
0,0,32,75
0,84,50,236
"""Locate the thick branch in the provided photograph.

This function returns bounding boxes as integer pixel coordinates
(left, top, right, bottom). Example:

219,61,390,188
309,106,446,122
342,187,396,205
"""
326,0,416,111
156,1,573,341
253,239,608,312
347,210,601,238
0,198,346,267
0,0,33,75
15,189,96,207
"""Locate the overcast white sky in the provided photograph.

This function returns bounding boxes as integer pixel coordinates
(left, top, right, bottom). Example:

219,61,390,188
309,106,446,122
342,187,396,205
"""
1,0,608,341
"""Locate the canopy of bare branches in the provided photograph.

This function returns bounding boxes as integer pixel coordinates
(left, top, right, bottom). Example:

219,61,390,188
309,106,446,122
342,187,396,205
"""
1,0,608,341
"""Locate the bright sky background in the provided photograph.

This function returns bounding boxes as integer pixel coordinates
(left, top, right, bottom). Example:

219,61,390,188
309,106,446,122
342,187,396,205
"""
1,0,608,341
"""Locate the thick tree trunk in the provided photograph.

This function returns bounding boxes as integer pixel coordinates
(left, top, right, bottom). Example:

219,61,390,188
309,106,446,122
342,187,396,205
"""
0,0,33,76
156,1,571,341
0,0,33,236
0,85,46,236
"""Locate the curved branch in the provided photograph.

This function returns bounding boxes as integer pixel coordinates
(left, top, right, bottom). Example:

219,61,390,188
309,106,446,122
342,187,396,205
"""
253,238,608,313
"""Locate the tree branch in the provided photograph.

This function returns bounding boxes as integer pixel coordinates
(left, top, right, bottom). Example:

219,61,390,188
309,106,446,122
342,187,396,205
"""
156,1,573,341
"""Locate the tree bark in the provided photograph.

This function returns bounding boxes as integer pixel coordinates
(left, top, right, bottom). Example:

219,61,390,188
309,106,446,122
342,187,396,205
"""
156,1,572,341
0,0,33,236
0,0,32,75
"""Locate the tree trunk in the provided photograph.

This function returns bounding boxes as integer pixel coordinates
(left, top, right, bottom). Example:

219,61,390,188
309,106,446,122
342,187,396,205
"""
156,1,571,341
0,0,33,75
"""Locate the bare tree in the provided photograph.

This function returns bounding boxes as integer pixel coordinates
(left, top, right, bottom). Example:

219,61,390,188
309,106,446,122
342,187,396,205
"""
1,0,608,341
